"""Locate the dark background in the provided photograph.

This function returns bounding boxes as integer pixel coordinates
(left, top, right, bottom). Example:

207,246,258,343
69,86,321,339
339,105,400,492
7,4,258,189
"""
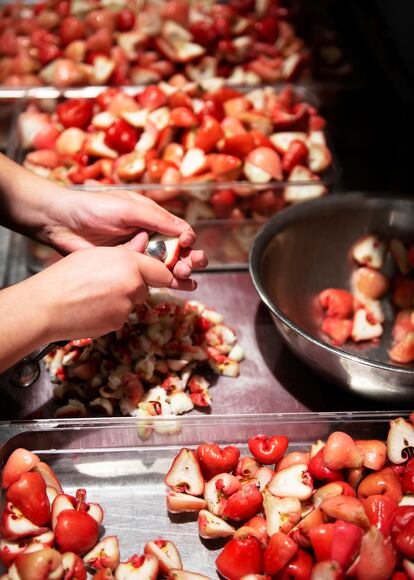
293,0,413,194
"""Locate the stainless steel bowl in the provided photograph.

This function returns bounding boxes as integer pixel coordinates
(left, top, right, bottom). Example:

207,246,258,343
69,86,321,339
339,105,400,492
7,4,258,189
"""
249,193,414,403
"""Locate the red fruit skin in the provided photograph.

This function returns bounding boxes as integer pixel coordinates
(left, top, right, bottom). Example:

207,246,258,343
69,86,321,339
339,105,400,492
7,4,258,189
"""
248,435,289,465
198,98,225,122
402,458,414,493
38,44,61,65
104,119,138,154
55,510,99,555
393,519,414,558
210,189,237,218
282,140,308,174
137,86,167,111
309,523,335,562
331,520,363,569
308,448,344,482
263,532,298,575
196,444,240,480
117,8,136,31
319,289,354,319
390,507,414,540
195,116,224,153
321,318,353,346
2,449,40,489
357,467,403,504
57,99,93,129
215,535,263,580
6,472,50,526
59,16,85,46
221,133,255,158
362,495,398,536
222,484,263,522
279,548,313,580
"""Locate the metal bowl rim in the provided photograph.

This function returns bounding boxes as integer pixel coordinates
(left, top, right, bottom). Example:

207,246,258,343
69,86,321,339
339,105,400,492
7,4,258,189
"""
249,191,414,377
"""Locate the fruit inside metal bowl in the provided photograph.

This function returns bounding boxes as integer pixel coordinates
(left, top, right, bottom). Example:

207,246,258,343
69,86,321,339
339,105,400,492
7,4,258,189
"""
249,192,414,402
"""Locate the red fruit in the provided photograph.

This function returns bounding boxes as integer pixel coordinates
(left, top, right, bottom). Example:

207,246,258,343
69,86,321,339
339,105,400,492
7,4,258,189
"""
221,133,255,158
357,467,402,504
198,98,225,122
170,107,197,128
38,44,61,65
137,86,167,111
57,99,93,130
55,510,99,555
402,458,414,493
393,518,414,559
104,119,138,154
195,116,224,153
309,523,335,561
189,21,216,47
308,448,344,482
250,130,276,150
59,17,85,46
390,507,414,546
392,277,414,310
357,527,396,580
211,189,237,218
389,332,414,364
222,484,263,522
321,317,352,346
215,535,262,580
117,8,136,32
331,520,363,569
319,288,354,319
279,548,313,580
248,435,289,465
255,16,279,43
196,444,240,480
2,449,40,489
282,140,309,174
362,495,398,537
6,472,50,526
263,532,298,575
57,1,70,16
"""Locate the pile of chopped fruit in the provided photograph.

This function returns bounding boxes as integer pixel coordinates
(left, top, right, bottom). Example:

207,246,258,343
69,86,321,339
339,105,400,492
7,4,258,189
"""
46,293,244,419
0,447,209,578
0,0,309,88
165,415,414,579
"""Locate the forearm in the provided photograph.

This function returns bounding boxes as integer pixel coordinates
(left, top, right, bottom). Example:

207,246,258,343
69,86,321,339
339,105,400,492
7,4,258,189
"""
0,153,67,240
0,278,51,373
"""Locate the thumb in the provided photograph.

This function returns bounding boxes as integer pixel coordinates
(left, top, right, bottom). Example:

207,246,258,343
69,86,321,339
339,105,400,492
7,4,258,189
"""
122,231,149,253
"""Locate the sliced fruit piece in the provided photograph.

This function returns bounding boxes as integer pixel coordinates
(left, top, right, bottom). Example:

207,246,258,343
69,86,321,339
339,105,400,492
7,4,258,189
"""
164,449,204,496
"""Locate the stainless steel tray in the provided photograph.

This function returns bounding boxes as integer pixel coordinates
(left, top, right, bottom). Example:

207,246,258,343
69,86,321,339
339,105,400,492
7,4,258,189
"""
1,271,413,420
0,412,407,577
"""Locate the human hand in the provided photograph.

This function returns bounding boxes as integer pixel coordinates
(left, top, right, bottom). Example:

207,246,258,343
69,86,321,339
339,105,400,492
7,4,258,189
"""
31,245,195,342
42,187,207,280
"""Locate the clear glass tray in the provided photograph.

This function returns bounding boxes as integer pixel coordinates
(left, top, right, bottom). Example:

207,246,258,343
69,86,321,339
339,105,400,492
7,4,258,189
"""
0,412,406,577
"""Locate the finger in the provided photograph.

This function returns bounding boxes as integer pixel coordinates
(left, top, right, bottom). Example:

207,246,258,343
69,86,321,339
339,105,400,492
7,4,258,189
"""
121,193,195,240
123,231,149,252
172,260,192,280
179,248,209,270
170,278,198,291
135,253,198,292
188,249,208,270
178,228,196,248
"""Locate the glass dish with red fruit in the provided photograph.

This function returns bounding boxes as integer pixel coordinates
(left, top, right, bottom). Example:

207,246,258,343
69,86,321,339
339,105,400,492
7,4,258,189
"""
11,84,337,224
